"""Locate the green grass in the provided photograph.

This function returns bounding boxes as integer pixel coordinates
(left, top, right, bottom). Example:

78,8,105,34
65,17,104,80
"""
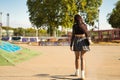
0,47,40,66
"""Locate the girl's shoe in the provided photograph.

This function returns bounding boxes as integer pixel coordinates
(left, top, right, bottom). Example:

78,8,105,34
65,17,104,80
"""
75,70,80,76
81,70,85,80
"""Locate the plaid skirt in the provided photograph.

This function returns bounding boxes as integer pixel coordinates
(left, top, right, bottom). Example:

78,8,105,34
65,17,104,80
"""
73,37,90,51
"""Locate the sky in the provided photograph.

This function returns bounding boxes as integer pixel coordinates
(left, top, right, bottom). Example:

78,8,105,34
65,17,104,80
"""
0,0,118,30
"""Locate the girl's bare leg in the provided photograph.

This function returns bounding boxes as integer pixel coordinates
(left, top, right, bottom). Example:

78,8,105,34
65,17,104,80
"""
80,51,86,79
74,51,80,76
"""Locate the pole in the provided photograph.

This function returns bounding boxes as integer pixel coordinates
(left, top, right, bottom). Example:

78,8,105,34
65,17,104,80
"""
0,12,2,40
7,13,9,37
98,9,100,31
98,9,100,40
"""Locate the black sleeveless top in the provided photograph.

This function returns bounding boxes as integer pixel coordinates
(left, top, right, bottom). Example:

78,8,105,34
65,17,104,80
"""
73,24,85,34
70,23,89,47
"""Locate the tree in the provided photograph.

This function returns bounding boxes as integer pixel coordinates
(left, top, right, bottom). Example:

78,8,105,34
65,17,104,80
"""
13,27,25,36
76,0,102,26
107,1,120,28
27,0,102,36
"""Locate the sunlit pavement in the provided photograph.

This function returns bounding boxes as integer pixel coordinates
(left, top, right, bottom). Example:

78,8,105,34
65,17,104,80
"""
0,45,120,80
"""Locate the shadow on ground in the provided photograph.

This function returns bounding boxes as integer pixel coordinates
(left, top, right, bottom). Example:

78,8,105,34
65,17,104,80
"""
34,73,83,80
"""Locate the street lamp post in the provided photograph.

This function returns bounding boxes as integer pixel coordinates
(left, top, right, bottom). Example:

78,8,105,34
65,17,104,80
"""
98,9,100,31
98,9,100,40
6,13,9,37
0,12,2,40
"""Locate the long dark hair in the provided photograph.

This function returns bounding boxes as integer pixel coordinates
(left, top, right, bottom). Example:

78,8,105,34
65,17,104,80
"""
74,14,84,25
74,14,88,37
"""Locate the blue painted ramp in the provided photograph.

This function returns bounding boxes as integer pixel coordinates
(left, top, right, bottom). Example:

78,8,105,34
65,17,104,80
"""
0,41,21,52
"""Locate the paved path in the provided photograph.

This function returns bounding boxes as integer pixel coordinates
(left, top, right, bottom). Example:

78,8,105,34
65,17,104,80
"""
0,44,120,80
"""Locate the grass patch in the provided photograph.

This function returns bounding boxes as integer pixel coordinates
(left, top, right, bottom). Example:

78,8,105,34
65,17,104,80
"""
0,47,40,66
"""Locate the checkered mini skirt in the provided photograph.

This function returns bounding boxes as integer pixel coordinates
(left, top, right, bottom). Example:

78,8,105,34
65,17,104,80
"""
73,37,90,51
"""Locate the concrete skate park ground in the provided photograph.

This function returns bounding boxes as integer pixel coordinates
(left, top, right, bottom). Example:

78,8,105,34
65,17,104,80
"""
0,44,120,80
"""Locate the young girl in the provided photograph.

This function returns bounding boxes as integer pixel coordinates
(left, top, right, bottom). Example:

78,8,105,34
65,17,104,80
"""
70,14,90,80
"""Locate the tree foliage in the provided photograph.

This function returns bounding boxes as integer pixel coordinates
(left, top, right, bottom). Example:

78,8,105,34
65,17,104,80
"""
27,0,102,36
107,1,120,28
13,27,25,36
